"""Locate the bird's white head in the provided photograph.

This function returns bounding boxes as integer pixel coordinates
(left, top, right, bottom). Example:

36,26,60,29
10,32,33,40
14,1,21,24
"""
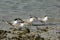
13,18,22,25
43,15,48,21
44,15,48,18
29,16,37,22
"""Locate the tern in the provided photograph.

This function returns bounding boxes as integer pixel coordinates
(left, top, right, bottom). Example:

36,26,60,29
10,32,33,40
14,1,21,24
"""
38,15,48,24
3,18,24,28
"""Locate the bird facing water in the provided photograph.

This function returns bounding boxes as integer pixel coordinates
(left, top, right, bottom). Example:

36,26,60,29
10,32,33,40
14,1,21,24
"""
4,18,24,28
38,15,48,24
18,16,37,28
23,16,37,24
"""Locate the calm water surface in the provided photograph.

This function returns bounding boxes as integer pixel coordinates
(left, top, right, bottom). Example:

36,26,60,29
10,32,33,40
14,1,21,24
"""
0,0,60,30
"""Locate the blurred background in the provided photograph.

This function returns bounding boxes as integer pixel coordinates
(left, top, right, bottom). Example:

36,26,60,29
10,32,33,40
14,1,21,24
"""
0,0,60,30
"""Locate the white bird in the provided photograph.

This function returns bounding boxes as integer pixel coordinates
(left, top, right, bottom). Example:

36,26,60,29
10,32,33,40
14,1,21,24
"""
18,16,37,28
38,15,48,24
17,16,37,30
23,16,37,24
4,16,37,30
3,18,24,28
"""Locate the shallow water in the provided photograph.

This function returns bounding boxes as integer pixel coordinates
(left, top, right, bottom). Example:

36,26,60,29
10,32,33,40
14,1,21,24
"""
0,0,60,40
0,0,60,31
